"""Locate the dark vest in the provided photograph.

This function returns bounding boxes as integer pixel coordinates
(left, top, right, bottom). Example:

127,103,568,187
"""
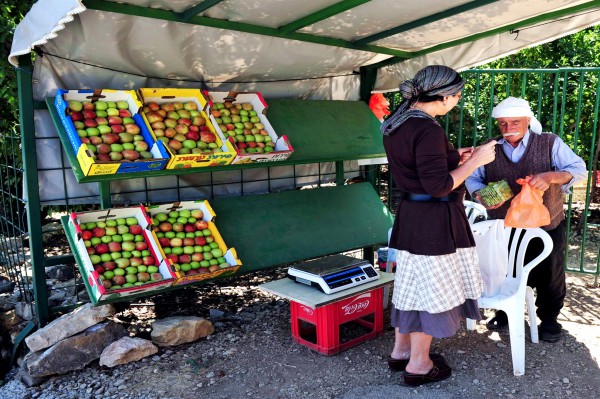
484,133,564,230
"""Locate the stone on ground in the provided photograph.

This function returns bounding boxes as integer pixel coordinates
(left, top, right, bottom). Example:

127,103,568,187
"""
99,336,158,367
151,316,214,347
25,321,126,378
25,303,115,352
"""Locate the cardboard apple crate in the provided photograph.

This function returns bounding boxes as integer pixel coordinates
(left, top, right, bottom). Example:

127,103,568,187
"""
145,200,242,286
55,89,170,176
204,91,294,164
67,206,177,304
138,88,236,169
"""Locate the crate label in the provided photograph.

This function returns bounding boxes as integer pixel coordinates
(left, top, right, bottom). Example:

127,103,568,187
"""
300,305,314,316
341,293,371,316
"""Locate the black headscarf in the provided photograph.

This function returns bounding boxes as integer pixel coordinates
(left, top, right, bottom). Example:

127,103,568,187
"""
381,65,465,135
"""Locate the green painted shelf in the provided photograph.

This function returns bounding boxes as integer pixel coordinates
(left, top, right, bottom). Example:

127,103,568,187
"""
46,97,386,183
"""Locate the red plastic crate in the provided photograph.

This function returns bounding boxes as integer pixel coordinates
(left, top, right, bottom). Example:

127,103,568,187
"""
289,286,384,355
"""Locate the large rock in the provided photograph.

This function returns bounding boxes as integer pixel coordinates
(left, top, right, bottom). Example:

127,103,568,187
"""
26,321,126,378
151,316,214,347
99,336,158,367
25,303,115,352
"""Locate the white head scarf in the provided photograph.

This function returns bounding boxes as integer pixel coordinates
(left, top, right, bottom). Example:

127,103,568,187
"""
491,97,543,134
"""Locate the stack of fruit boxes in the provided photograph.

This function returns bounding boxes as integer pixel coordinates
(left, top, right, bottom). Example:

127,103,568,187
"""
146,200,242,285
67,206,176,304
205,91,293,164
138,88,236,169
55,89,170,176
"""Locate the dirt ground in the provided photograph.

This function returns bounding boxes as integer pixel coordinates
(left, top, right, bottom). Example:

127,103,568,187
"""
3,269,598,399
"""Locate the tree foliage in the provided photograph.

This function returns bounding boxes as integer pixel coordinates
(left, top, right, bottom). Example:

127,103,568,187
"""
0,1,33,135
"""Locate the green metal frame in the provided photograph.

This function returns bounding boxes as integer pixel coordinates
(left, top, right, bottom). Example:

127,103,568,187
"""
18,56,50,326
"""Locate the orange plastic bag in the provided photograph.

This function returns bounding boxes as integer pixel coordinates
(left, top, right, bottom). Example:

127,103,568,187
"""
504,177,551,228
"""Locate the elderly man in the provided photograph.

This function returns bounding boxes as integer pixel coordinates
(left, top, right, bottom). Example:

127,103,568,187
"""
466,97,587,343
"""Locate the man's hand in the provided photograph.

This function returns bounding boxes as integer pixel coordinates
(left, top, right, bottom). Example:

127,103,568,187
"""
457,147,474,164
527,173,553,192
473,191,506,210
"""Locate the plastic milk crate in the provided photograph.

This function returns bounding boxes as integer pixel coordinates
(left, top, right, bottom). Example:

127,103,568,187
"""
259,272,393,355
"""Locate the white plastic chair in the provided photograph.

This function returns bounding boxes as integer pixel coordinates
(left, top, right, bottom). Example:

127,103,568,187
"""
466,220,553,376
463,200,488,223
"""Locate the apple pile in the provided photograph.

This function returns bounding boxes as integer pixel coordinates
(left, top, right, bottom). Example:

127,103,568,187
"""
67,100,154,162
142,102,219,155
211,101,274,154
151,209,233,276
80,217,163,290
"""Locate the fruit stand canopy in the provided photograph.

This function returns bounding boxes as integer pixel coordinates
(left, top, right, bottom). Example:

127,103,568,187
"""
10,0,600,95
9,0,600,204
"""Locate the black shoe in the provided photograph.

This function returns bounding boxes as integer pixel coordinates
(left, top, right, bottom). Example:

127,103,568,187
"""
539,320,563,343
403,363,452,386
388,353,446,372
486,311,508,330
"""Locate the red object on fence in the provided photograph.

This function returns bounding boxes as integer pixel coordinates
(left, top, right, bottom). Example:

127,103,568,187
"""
368,93,390,122
289,286,384,355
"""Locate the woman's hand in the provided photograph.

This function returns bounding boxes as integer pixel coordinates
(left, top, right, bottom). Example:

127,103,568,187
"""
469,141,497,167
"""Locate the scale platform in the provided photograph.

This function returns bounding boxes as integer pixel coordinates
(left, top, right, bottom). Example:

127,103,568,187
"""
288,254,380,294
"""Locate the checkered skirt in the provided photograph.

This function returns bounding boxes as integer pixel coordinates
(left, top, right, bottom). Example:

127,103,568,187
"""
391,247,483,314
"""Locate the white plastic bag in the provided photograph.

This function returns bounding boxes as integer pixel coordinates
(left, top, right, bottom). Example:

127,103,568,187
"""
473,220,508,297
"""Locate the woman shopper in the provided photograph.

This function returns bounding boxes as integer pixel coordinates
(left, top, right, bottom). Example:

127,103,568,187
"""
382,65,496,386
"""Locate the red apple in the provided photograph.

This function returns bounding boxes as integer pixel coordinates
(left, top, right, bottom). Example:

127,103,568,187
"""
158,222,172,232
103,261,116,271
81,230,93,240
95,243,109,255
135,241,148,251
158,237,170,247
112,275,126,286
178,254,191,264
194,220,208,230
200,131,216,143
194,236,207,246
108,242,121,252
92,227,106,238
183,238,195,247
143,256,155,266
130,257,143,267
129,224,143,235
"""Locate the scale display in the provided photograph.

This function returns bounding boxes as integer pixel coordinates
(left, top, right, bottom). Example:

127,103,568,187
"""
287,254,380,294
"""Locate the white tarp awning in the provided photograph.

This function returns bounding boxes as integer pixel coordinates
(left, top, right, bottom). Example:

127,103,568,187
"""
10,0,600,93
9,0,600,204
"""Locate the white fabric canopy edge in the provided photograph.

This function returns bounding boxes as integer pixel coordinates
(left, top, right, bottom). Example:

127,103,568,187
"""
9,0,86,67
374,10,600,92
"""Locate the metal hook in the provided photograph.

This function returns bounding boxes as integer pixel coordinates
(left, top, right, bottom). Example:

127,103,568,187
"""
510,29,520,40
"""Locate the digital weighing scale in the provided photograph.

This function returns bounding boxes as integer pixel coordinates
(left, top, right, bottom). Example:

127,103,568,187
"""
287,254,380,294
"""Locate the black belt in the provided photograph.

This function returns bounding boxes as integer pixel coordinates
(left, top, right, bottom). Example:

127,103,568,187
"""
400,192,464,202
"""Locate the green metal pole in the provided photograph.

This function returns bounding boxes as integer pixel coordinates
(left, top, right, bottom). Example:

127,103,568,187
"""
99,181,112,208
18,55,50,327
359,66,377,104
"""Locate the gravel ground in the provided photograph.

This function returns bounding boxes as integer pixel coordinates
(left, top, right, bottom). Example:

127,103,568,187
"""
0,271,599,399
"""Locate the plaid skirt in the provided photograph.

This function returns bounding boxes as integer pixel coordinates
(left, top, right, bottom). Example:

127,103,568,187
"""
391,247,483,314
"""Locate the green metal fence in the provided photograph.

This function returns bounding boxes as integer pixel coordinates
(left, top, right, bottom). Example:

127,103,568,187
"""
385,67,600,278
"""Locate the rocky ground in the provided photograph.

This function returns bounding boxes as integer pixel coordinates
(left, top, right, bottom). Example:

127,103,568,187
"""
0,268,598,399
